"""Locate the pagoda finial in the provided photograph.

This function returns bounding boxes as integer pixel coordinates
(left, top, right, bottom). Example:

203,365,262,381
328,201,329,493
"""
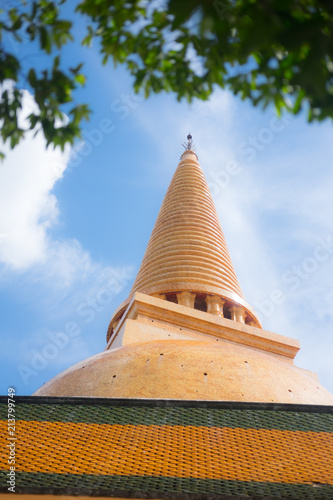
182,133,194,151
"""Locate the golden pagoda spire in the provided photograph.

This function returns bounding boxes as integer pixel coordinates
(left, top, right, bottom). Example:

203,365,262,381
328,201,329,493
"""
108,136,260,340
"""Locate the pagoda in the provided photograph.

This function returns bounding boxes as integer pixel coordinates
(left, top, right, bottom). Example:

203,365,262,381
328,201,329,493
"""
34,135,333,404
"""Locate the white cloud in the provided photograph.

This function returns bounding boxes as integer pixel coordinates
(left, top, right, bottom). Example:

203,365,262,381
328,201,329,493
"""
0,89,69,269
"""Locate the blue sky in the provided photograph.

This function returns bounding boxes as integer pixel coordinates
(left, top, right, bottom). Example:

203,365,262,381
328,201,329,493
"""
1,7,333,396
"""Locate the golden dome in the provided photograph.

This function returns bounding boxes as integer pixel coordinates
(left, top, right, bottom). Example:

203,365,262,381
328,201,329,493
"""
33,339,333,404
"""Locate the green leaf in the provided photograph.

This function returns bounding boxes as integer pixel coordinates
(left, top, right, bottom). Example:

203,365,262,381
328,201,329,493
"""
39,26,51,52
74,74,86,85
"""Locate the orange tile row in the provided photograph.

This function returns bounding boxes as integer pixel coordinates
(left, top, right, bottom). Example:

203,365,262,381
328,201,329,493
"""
0,420,332,485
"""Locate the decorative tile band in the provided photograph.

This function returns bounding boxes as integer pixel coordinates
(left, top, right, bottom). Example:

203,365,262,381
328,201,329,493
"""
0,402,331,432
0,398,332,499
0,471,332,499
0,420,332,484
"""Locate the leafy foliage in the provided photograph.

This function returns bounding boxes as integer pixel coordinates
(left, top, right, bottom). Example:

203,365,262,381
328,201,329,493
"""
1,0,333,157
0,0,89,155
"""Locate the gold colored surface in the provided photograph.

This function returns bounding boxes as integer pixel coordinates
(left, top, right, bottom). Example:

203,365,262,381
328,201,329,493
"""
33,338,333,404
176,290,195,307
0,420,332,485
230,305,246,324
206,295,225,316
107,293,299,360
109,150,261,332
